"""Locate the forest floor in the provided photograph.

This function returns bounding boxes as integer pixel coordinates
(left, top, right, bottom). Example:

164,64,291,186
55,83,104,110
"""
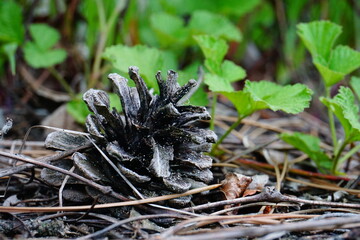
0,102,359,239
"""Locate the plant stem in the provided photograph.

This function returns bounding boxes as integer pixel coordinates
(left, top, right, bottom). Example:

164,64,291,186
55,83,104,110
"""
210,93,218,130
332,140,348,174
335,143,360,173
326,87,338,150
48,66,75,98
89,0,124,88
211,116,244,154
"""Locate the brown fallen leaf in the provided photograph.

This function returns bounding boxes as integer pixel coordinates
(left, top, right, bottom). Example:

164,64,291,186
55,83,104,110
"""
220,173,252,214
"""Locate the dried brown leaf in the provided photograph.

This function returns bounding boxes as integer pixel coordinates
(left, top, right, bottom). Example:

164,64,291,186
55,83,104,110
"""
220,173,252,214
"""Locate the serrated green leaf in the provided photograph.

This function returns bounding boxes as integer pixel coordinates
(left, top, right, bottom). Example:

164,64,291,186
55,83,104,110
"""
2,43,17,74
321,87,360,143
194,35,228,74
0,0,24,44
150,12,189,48
205,73,234,92
314,46,360,87
329,46,360,74
220,80,312,117
23,23,66,68
297,21,342,60
29,24,61,51
23,42,67,68
189,10,242,42
195,35,245,92
350,76,360,101
244,80,313,114
204,59,222,75
103,45,164,90
219,90,256,117
280,132,332,172
221,60,246,82
313,56,345,87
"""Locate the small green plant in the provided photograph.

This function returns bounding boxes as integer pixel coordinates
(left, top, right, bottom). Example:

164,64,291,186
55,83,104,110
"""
194,35,246,130
214,80,312,153
194,35,313,153
23,24,67,69
23,23,72,97
281,21,360,174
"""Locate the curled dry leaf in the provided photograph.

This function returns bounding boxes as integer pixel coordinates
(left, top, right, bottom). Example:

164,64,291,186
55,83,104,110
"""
220,172,252,213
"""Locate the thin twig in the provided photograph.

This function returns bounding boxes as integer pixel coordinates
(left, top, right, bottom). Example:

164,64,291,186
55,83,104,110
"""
157,215,360,240
182,187,360,213
210,202,297,216
59,166,75,207
0,184,221,213
156,213,318,239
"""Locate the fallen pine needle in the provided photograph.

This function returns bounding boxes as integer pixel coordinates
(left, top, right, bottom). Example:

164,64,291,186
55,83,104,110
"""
0,183,222,213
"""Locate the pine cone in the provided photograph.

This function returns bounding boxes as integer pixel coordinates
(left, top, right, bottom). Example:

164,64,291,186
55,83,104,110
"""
46,66,217,206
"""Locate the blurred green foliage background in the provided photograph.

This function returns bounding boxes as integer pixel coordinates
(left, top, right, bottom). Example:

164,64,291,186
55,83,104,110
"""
0,0,359,135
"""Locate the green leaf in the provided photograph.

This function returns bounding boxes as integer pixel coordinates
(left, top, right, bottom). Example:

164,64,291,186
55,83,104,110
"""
221,60,246,82
187,86,208,106
194,35,228,75
0,0,24,44
313,56,345,87
103,45,164,90
204,60,245,92
161,50,178,72
244,80,313,114
189,10,242,42
321,87,360,143
220,80,313,117
23,42,67,68
314,46,360,87
350,76,360,101
150,12,189,48
329,46,360,74
29,24,60,50
67,93,122,124
205,73,234,92
2,43,17,74
67,98,91,124
280,132,332,172
297,20,342,60
219,90,256,117
23,23,67,68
